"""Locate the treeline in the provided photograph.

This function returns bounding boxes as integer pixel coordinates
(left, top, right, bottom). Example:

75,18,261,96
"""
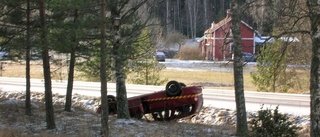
0,1,167,136
152,0,312,38
152,0,279,38
153,0,229,38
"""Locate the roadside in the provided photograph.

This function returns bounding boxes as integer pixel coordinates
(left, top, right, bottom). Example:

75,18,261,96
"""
0,90,310,137
161,59,257,72
0,59,309,93
0,60,310,136
0,90,236,137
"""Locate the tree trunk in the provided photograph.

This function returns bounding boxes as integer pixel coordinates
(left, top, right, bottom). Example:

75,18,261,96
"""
115,56,130,119
64,9,78,112
25,0,31,116
100,0,109,136
40,0,56,129
203,0,208,28
193,1,197,38
113,18,130,119
65,49,76,112
187,0,194,38
230,0,248,136
166,0,169,34
106,0,148,120
307,1,320,136
64,46,76,112
177,0,182,32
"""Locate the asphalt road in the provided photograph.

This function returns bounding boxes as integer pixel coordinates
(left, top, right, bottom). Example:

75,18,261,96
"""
161,59,257,72
0,77,309,116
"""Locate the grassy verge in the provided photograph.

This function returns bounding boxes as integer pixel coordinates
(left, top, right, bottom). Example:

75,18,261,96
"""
0,61,309,93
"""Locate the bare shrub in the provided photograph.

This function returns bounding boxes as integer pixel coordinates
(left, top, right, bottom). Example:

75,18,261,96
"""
177,46,204,60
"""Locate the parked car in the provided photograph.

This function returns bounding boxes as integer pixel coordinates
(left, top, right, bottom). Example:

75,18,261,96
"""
0,51,8,60
31,53,42,60
96,80,203,121
243,52,257,62
231,52,257,62
155,51,166,62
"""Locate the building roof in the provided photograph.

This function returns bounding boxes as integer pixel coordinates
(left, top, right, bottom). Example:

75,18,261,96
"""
204,10,255,35
205,17,232,34
255,36,300,43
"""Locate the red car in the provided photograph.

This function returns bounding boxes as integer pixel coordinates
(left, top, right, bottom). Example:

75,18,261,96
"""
97,80,203,121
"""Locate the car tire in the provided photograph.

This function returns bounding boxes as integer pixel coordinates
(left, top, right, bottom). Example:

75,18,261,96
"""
107,95,117,114
166,80,182,97
179,82,186,87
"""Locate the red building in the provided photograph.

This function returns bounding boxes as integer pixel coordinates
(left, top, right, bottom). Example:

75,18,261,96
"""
199,10,256,61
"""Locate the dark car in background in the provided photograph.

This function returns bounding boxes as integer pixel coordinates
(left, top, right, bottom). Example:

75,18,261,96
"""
0,51,8,60
155,52,166,62
231,52,257,62
243,52,257,62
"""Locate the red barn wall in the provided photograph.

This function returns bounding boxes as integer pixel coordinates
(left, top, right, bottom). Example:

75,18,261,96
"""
240,23,254,38
201,20,255,60
214,22,232,38
242,40,254,53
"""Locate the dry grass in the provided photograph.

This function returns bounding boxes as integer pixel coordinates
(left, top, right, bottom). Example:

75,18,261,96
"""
1,62,45,78
0,60,309,93
161,70,236,89
0,61,84,81
1,61,250,90
177,46,205,60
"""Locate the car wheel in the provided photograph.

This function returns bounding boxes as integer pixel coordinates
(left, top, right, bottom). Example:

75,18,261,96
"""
166,80,182,97
107,95,117,114
179,82,186,88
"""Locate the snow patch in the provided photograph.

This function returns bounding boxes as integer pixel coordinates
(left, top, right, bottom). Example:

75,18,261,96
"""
116,119,138,125
4,98,20,105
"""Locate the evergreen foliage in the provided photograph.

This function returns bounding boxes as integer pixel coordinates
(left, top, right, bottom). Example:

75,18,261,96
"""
0,1,28,60
129,59,167,85
251,39,298,92
249,105,300,137
128,29,168,85
48,0,97,53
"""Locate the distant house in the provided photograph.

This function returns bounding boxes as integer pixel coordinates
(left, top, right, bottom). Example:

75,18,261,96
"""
254,36,300,54
198,10,256,61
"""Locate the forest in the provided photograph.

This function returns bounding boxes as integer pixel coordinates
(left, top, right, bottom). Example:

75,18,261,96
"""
0,0,311,56
152,0,290,38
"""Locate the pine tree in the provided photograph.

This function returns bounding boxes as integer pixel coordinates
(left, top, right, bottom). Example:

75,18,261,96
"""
129,29,168,85
251,40,290,92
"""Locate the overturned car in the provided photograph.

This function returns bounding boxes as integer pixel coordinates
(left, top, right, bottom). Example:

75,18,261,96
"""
97,80,203,121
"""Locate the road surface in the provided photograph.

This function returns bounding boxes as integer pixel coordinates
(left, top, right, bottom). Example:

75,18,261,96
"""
0,77,309,116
